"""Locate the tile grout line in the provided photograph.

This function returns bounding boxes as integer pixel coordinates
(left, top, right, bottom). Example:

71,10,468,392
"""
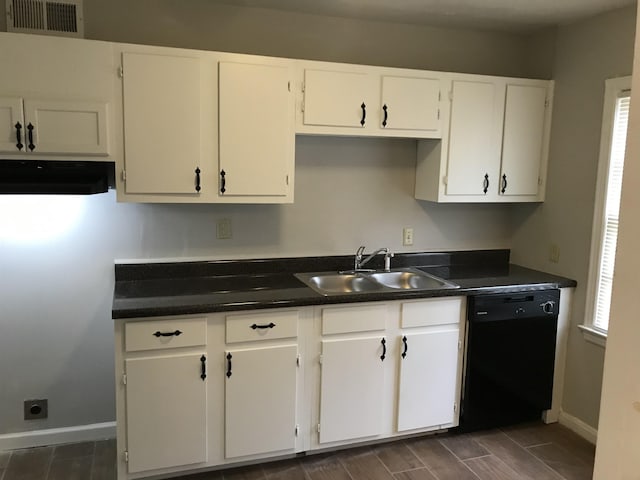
404,440,446,480
436,439,482,480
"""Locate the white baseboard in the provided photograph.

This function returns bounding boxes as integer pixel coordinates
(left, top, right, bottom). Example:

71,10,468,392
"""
558,411,598,445
0,421,116,452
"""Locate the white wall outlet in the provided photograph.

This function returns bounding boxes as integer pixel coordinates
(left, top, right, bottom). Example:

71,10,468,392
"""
403,227,414,246
217,218,232,239
549,243,560,263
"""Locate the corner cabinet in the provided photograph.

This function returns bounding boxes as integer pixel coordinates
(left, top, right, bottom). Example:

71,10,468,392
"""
0,32,114,160
114,44,295,204
415,75,553,203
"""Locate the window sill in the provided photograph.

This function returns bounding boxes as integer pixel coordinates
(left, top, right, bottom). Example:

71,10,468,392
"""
578,324,607,348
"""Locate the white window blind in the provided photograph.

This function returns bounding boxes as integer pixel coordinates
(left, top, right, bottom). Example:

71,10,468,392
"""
593,93,630,332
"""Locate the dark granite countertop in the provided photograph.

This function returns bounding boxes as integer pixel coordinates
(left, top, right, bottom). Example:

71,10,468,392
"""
112,250,576,319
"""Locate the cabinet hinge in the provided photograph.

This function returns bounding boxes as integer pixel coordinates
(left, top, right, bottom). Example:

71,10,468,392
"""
124,451,129,463
121,169,126,183
317,423,321,433
538,177,543,186
122,374,127,386
443,176,448,186
295,424,299,436
458,340,462,351
544,98,550,108
296,354,300,367
118,66,124,78
318,355,323,365
454,402,458,413
288,81,291,92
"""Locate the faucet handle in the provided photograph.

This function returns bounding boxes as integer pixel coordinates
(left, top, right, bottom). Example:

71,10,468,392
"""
356,245,366,257
384,250,394,271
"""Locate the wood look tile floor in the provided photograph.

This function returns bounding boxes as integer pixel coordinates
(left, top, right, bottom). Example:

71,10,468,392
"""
0,422,595,480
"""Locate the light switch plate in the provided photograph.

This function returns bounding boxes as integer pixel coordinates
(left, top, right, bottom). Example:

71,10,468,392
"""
403,227,414,246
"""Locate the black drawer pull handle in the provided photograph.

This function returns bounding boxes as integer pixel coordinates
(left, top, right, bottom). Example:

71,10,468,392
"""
220,169,226,194
153,330,182,337
380,337,386,361
501,174,508,194
402,335,408,359
483,173,489,194
360,102,366,126
382,104,388,127
226,352,233,378
27,123,35,151
15,122,23,150
200,355,206,381
250,322,276,330
195,167,201,193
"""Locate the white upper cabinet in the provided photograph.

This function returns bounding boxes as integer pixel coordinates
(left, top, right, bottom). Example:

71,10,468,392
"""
297,62,444,139
218,61,294,200
121,52,203,195
0,32,113,159
415,75,553,203
500,84,549,197
380,75,441,134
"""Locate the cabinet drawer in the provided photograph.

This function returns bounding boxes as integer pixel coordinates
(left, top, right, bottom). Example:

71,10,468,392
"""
322,304,387,335
401,297,464,328
125,317,207,352
226,310,298,343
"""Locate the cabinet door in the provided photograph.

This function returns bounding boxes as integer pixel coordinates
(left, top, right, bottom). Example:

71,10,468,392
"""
125,352,207,473
319,336,386,444
445,80,502,196
381,76,440,133
0,97,24,153
219,62,293,197
397,330,460,431
23,100,109,155
122,52,201,194
303,69,376,128
500,84,548,197
225,344,298,458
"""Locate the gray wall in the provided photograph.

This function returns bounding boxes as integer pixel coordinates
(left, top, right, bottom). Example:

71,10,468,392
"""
510,5,637,429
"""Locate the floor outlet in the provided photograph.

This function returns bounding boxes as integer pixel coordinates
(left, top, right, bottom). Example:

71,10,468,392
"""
403,227,414,246
217,218,232,240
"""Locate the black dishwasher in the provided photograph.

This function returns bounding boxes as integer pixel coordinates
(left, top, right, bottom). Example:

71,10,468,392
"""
458,289,559,432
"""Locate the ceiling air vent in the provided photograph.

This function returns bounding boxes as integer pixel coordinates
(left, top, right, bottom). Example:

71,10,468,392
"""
6,0,84,38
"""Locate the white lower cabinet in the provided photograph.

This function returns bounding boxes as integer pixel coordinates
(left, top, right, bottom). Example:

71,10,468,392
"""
125,353,208,473
397,330,460,431
319,336,386,443
115,298,465,479
224,344,298,458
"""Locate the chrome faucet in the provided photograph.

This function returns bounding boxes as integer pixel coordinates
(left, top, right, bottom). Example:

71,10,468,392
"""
354,246,394,272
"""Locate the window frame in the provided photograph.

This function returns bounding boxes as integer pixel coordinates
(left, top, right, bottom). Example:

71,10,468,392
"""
582,76,632,347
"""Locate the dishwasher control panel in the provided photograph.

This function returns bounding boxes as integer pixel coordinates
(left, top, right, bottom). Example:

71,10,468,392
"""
469,289,560,322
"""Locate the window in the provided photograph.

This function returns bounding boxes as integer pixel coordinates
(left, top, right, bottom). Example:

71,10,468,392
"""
583,76,631,345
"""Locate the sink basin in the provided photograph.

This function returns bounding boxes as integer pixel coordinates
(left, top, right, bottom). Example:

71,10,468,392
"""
300,273,384,295
369,270,457,290
295,268,459,296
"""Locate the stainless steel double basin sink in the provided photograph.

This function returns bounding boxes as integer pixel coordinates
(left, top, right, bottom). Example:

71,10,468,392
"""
295,267,459,296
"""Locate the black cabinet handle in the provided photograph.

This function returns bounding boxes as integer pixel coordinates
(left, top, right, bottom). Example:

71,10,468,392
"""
501,174,508,194
483,173,489,194
380,338,386,361
153,330,182,337
382,104,388,127
360,102,366,126
220,170,226,194
401,336,408,359
15,122,23,151
226,352,232,378
195,167,201,193
27,123,35,151
200,355,206,381
250,322,276,330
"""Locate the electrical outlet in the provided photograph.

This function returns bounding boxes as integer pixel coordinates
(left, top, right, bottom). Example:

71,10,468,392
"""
549,243,560,263
24,399,48,420
216,218,232,240
403,227,414,246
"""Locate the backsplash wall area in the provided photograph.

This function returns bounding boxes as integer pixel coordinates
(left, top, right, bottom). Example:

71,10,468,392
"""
0,136,513,436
